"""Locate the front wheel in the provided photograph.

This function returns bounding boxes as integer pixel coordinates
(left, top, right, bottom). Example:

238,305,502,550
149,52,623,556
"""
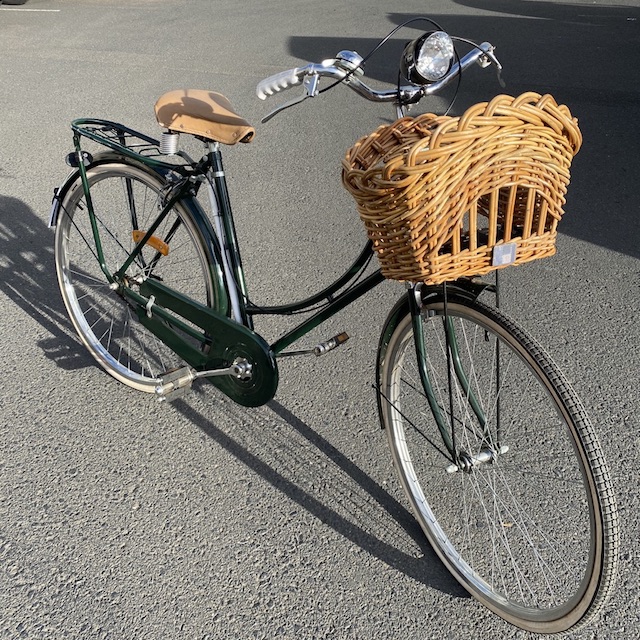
377,293,618,634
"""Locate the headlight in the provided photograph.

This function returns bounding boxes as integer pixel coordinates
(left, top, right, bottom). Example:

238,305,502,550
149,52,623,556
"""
400,31,455,84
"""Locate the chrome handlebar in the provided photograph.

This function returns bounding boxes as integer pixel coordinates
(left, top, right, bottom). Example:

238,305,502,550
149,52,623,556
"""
257,42,501,123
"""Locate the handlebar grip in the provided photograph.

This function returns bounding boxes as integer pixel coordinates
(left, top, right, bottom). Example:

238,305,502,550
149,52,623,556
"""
256,68,302,100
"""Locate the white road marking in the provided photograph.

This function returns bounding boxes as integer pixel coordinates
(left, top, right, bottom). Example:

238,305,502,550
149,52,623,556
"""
0,8,61,11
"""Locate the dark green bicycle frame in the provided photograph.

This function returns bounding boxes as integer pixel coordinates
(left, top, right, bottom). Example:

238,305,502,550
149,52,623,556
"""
70,119,488,441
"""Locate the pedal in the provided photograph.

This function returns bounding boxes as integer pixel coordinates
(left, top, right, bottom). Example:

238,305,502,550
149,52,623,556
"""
155,366,196,402
155,358,253,403
314,332,350,356
278,332,350,358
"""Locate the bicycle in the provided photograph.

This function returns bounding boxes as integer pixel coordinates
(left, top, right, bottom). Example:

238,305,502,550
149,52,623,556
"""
50,19,618,636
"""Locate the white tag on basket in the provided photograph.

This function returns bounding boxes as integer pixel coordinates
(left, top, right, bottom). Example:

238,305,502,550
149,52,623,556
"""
492,242,517,267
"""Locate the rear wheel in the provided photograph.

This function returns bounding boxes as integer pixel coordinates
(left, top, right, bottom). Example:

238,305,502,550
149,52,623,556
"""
378,294,618,634
55,161,219,391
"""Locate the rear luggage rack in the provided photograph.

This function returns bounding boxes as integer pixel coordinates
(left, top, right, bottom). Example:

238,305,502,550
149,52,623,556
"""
71,118,194,172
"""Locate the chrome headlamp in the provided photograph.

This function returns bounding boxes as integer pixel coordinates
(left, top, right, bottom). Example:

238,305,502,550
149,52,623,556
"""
400,31,455,84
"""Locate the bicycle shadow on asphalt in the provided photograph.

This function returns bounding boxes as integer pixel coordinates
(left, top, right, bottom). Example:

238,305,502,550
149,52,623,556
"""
0,195,465,599
172,390,467,598
0,195,93,371
288,2,640,260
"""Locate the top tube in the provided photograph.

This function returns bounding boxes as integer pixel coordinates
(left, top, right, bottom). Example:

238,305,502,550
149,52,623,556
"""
246,241,376,316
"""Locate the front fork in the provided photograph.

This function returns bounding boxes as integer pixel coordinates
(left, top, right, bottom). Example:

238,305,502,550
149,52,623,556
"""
409,286,456,458
408,282,496,471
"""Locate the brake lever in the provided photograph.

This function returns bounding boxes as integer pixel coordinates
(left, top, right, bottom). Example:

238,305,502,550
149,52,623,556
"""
478,47,506,88
261,74,320,124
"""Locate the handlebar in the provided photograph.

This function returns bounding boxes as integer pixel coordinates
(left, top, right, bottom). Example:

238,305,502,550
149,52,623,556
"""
256,41,501,121
257,68,304,100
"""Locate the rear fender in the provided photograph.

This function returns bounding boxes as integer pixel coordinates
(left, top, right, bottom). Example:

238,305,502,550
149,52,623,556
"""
49,151,229,317
49,151,172,228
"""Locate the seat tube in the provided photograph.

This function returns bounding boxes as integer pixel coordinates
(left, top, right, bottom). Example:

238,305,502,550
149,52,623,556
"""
205,142,248,326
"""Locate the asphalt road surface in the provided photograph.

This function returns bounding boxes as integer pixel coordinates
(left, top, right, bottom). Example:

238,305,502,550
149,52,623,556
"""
1,1,639,638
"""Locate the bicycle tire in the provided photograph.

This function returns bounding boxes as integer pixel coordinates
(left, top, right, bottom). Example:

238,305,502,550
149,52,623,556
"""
55,161,219,392
377,293,618,634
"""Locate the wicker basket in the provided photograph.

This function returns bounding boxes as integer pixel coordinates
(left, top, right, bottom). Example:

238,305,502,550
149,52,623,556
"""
342,92,582,284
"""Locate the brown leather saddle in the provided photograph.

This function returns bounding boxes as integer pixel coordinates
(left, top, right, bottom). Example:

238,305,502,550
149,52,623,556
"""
154,89,255,145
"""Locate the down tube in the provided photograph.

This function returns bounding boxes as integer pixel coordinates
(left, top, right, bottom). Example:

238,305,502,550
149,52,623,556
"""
270,270,385,355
